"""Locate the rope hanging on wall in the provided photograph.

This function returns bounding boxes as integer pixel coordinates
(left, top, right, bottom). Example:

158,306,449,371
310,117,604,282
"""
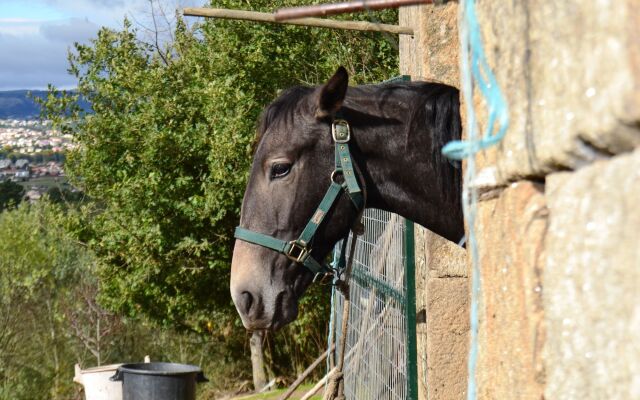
442,1,510,400
442,0,509,161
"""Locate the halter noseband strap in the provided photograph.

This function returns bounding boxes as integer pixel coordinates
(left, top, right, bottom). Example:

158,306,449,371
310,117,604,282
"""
234,114,364,278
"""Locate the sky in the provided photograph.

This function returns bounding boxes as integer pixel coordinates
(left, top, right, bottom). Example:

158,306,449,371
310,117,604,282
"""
0,0,201,91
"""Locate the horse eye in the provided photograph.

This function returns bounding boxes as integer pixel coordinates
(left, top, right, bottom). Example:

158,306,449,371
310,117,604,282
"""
270,163,291,179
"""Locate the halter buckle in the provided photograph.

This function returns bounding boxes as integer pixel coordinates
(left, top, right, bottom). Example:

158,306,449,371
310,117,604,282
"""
332,119,351,143
286,241,309,263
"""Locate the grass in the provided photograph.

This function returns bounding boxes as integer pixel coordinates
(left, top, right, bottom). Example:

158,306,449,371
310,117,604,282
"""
231,383,322,400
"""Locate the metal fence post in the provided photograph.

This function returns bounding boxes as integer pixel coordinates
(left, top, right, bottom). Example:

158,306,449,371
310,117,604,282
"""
393,72,418,400
404,219,418,400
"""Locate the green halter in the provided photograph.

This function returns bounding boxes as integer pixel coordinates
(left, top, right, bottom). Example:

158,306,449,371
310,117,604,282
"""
234,115,364,278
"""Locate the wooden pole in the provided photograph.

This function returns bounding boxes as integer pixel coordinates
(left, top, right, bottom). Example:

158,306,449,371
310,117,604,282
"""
182,7,414,35
280,343,335,400
275,0,434,21
249,331,267,392
300,368,337,400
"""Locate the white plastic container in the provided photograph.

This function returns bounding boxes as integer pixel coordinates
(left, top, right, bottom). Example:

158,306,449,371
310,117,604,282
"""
74,356,149,400
74,363,123,400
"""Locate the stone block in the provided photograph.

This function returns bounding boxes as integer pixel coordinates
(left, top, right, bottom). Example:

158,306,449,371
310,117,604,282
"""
543,148,640,400
474,181,547,400
399,5,424,79
400,2,460,86
472,0,640,181
415,226,468,400
425,277,469,400
417,225,467,279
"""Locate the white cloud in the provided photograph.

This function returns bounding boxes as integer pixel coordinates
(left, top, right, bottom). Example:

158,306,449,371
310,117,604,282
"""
41,0,148,29
40,18,100,43
0,19,43,36
44,0,127,8
0,0,203,90
0,30,75,90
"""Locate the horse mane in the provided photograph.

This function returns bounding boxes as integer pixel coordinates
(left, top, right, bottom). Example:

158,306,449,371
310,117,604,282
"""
256,85,315,143
353,81,461,204
414,82,462,204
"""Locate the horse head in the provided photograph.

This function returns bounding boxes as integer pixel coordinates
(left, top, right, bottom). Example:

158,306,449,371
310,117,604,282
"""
230,66,464,331
231,67,360,330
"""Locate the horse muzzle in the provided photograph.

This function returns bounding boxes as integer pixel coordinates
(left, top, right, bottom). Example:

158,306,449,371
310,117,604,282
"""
231,286,299,331
230,240,303,330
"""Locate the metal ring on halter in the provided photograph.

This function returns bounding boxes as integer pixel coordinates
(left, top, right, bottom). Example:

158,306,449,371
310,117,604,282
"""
313,271,335,285
330,169,343,183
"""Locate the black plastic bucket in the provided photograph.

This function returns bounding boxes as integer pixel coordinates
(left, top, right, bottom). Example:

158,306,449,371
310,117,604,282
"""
110,362,208,400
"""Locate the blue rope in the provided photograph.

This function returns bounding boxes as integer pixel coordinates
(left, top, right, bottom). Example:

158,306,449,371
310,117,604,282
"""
441,1,510,399
441,0,509,161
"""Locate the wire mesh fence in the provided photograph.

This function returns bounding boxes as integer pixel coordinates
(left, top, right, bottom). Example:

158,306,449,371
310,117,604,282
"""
332,208,417,400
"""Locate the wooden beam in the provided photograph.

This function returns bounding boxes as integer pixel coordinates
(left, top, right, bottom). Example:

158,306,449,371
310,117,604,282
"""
299,367,337,400
183,7,414,35
279,343,335,400
275,0,434,21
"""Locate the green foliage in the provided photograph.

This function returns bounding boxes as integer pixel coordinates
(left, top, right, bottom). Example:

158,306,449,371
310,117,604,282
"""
0,201,251,399
0,202,89,398
46,186,85,205
262,283,333,377
39,0,399,382
0,180,24,211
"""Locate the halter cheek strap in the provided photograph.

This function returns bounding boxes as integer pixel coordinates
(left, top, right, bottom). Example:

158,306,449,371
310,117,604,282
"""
234,115,364,278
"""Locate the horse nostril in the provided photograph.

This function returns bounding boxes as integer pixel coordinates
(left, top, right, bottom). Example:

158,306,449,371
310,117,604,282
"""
233,288,265,323
240,291,254,315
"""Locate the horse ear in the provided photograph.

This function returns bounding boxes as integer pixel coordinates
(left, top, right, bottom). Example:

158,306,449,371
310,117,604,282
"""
315,66,349,119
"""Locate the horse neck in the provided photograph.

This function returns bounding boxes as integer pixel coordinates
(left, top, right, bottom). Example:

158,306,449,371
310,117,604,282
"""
343,83,464,243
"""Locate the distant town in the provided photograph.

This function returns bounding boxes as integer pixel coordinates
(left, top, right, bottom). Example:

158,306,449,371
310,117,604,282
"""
0,118,74,202
0,118,74,154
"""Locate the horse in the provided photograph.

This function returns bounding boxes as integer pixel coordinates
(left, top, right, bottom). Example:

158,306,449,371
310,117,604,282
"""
231,67,463,331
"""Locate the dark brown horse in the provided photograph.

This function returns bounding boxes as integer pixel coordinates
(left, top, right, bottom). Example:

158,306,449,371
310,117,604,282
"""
231,67,463,330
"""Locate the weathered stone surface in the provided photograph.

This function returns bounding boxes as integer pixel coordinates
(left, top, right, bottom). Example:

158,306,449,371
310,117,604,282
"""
399,5,424,79
543,148,640,400
402,3,639,400
426,277,469,400
473,0,640,181
399,2,460,86
417,226,467,279
418,1,459,87
415,226,468,400
474,181,547,400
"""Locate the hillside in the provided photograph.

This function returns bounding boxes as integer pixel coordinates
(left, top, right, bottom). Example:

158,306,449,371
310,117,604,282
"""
0,90,90,119
0,90,46,119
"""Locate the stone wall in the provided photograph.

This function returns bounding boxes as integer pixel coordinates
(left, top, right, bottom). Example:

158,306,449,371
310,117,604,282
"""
414,230,468,400
399,1,639,399
543,149,640,400
472,1,640,399
400,4,469,400
474,0,640,181
475,182,547,399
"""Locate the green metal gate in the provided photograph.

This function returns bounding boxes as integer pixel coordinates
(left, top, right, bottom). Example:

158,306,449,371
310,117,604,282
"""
333,209,417,400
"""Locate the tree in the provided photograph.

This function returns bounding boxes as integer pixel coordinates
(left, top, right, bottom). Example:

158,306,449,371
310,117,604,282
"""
46,187,84,206
0,201,250,398
0,180,24,211
0,202,91,399
39,0,398,383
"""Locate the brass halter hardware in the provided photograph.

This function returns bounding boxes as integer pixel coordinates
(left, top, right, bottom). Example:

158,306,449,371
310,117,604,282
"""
234,115,363,278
